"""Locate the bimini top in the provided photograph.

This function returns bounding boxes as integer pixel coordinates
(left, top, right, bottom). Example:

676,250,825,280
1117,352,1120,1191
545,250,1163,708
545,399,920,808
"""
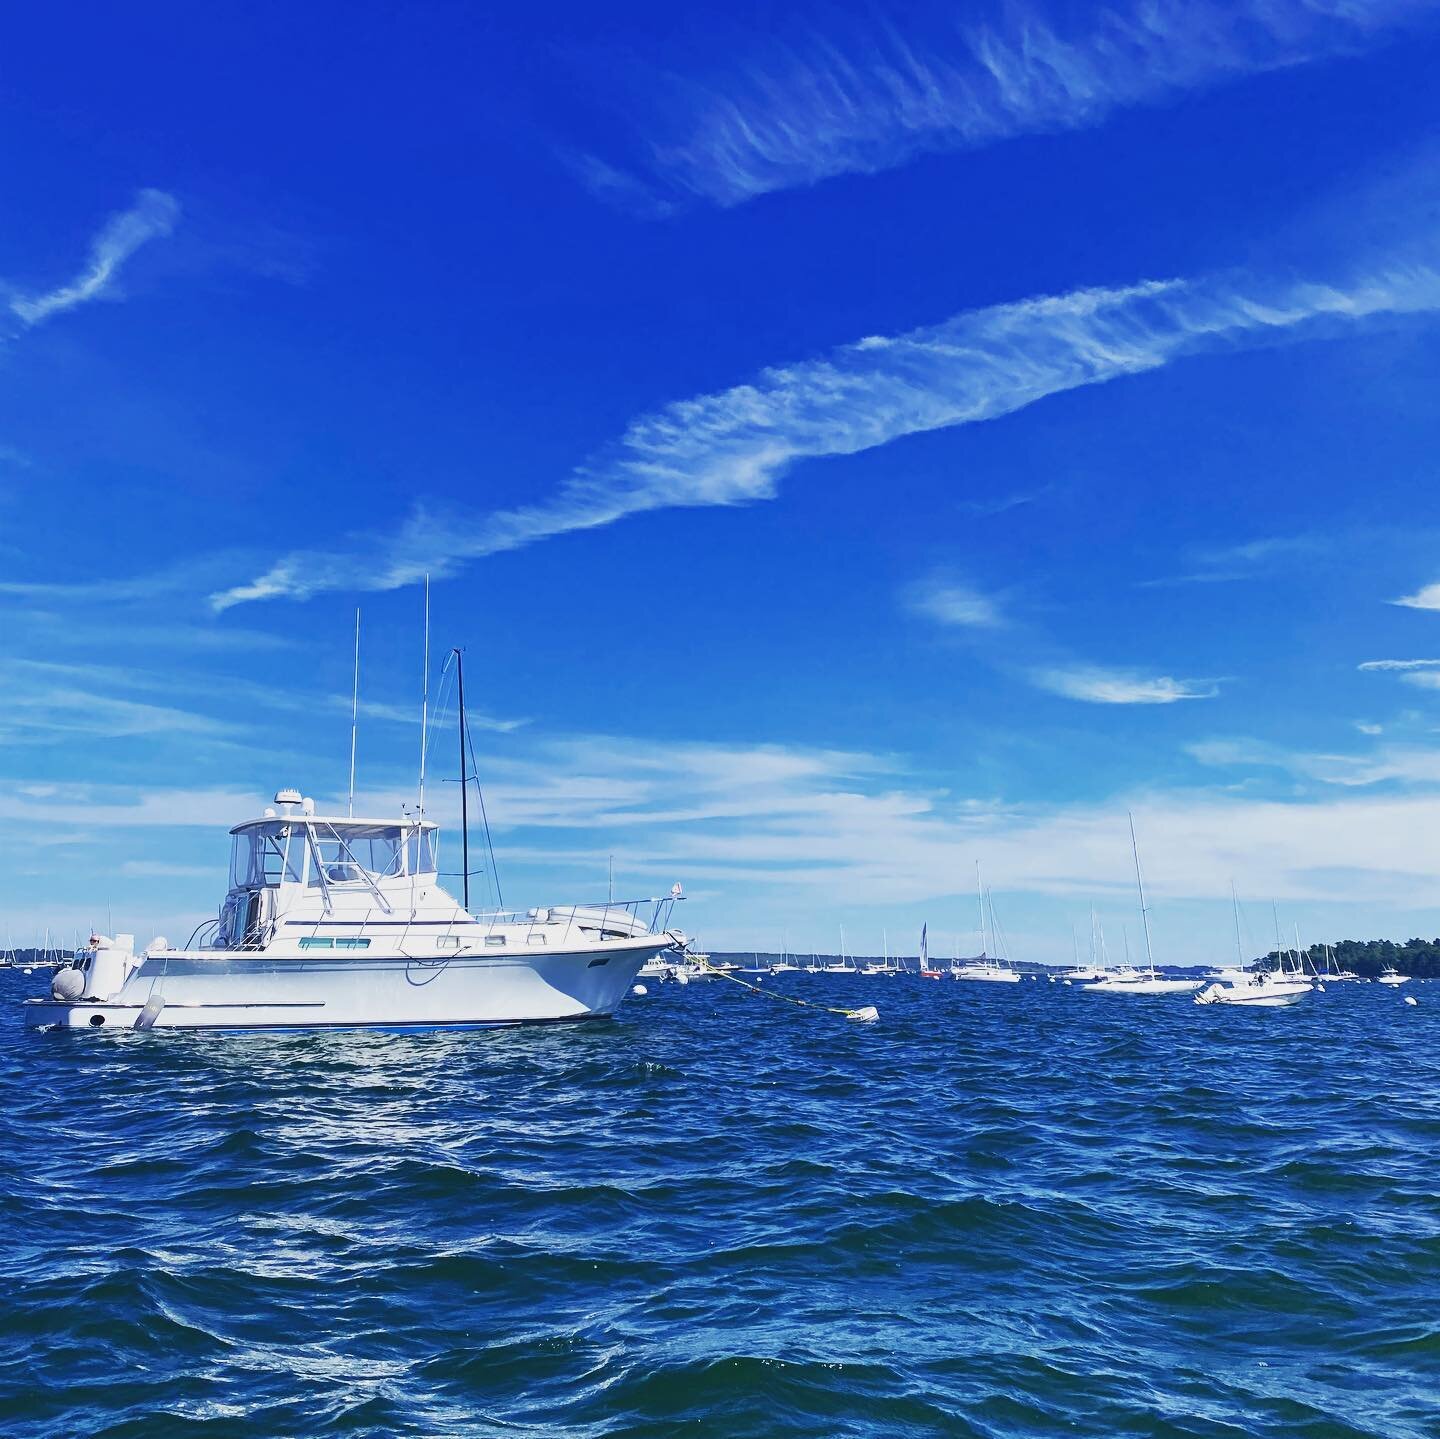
229,789,438,837
229,815,439,836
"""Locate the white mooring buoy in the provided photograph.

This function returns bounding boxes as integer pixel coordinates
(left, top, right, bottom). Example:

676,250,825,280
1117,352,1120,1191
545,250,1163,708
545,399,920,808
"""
1404,995,1418,1006
631,984,648,996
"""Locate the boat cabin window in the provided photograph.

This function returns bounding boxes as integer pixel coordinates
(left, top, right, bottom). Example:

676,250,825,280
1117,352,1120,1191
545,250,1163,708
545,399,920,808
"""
230,825,306,889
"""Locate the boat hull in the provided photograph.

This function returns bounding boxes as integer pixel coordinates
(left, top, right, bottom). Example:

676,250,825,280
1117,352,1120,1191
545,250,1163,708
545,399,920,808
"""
1195,981,1308,1007
22,936,670,1032
1083,978,1204,994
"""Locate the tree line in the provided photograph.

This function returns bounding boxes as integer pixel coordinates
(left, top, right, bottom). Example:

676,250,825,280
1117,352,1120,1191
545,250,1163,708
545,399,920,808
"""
1261,938,1440,979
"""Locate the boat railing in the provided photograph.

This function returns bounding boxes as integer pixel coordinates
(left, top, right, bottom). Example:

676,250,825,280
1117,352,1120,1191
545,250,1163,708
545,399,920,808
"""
186,917,221,949
476,895,684,939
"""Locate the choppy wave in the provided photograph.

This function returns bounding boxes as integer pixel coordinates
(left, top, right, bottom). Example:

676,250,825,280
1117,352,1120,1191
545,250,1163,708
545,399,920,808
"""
2,970,1437,1436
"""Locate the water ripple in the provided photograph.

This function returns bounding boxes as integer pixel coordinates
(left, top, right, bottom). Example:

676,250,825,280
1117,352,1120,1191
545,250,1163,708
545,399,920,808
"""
2,972,1437,1436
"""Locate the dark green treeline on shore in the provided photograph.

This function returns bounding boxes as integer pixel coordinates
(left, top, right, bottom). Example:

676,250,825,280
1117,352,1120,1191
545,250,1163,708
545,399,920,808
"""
1262,938,1440,979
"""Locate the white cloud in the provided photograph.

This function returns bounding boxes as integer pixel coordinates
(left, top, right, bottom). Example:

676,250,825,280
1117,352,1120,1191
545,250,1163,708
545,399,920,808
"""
1391,583,1440,610
210,261,1440,610
12,732,1440,958
1031,666,1218,705
1188,735,1440,787
9,189,180,327
1359,658,1440,690
576,1,1429,209
903,575,1005,628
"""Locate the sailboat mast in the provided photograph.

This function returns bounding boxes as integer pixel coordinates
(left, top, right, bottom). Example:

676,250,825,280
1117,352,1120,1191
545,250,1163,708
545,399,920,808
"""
348,607,361,818
976,861,986,957
1231,881,1244,967
417,576,431,819
454,647,470,911
1128,812,1156,973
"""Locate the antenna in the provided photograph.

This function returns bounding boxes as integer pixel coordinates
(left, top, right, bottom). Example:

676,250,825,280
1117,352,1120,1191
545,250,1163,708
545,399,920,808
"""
348,607,361,817
1128,811,1155,972
417,576,431,818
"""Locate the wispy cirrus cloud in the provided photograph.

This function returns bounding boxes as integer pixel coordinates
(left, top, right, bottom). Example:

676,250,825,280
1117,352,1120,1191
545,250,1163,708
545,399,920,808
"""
7,189,180,329
1031,665,1219,705
902,575,1006,629
1359,658,1440,689
1139,532,1330,587
575,0,1430,210
1189,734,1440,787
210,258,1440,611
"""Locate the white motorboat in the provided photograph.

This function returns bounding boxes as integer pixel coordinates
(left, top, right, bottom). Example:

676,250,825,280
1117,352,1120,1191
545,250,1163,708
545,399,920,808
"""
1193,888,1309,1006
1376,966,1410,986
25,786,683,1032
1195,972,1310,1006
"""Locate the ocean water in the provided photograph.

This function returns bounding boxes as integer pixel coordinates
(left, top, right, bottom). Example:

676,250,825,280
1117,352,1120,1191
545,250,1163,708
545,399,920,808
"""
3,969,1438,1438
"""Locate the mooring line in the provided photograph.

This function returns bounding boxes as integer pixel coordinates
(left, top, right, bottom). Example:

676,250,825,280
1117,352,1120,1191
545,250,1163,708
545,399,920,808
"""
689,953,878,1023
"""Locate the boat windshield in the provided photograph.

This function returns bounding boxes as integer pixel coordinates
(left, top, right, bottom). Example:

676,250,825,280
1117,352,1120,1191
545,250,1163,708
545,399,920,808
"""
305,824,436,887
230,822,436,889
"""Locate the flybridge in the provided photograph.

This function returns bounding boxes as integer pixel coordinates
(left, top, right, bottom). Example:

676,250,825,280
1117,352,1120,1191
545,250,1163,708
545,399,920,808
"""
227,792,439,898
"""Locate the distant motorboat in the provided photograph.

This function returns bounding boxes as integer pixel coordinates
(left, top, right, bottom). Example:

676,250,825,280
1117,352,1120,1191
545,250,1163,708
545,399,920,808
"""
1195,972,1309,1007
1377,966,1410,986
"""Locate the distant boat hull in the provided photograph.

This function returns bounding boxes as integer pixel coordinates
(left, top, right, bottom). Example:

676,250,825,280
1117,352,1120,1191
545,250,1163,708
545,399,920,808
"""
1083,976,1203,994
1195,979,1308,1007
951,967,1021,983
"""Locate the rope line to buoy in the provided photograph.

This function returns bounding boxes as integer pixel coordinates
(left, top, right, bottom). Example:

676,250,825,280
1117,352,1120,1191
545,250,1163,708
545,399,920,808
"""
689,953,877,1023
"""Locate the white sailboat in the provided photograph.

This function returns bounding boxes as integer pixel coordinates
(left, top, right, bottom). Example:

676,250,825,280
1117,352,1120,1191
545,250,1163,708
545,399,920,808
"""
1083,816,1201,995
823,925,858,974
918,922,944,979
862,929,903,975
951,866,1021,983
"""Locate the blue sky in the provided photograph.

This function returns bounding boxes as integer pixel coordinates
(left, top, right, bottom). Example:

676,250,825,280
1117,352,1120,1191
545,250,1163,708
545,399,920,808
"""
5,0,1440,962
